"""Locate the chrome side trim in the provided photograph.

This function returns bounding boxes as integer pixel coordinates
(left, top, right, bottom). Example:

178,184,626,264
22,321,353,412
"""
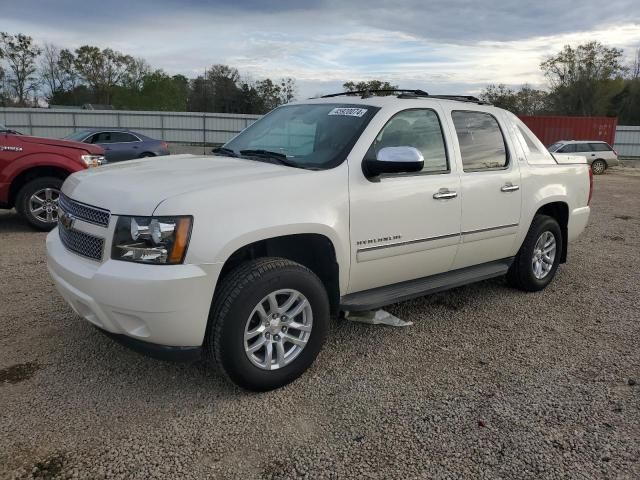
357,232,460,252
461,223,519,236
356,223,519,253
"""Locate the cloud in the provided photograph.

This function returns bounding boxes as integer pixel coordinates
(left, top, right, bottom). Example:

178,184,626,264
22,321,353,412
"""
2,1,640,98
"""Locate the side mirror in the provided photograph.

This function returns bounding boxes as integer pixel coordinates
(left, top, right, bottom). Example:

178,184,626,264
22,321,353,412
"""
363,146,424,177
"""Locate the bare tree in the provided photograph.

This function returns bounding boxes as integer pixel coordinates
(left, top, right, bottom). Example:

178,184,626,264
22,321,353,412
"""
39,43,65,101
631,47,640,80
0,32,41,106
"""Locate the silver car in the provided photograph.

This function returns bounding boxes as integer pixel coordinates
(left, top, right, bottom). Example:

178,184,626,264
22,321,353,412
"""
548,140,619,174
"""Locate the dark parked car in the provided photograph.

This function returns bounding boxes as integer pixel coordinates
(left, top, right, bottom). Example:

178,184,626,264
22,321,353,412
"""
64,129,169,162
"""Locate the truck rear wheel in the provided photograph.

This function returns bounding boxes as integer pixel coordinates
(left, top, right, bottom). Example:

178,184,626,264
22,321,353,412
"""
16,177,63,231
207,258,329,391
507,214,562,292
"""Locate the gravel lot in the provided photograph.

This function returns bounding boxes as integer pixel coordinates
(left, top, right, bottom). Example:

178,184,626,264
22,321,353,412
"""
1,170,639,479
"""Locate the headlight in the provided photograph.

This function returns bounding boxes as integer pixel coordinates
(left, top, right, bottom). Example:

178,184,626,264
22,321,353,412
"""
81,154,105,168
111,216,192,264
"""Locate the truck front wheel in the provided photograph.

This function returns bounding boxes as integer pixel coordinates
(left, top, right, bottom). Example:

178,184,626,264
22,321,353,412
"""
507,214,563,292
16,177,63,231
207,258,329,391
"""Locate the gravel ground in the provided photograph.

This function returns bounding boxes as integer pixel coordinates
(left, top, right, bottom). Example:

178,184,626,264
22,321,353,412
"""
1,171,639,479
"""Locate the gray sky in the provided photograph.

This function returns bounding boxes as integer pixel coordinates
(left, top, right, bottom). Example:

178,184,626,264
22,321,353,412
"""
3,0,640,98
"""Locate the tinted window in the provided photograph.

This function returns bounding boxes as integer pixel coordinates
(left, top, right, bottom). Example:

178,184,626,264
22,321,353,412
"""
558,144,576,153
111,132,139,142
575,143,592,152
589,143,611,152
451,111,507,171
366,109,448,173
90,132,113,144
548,142,562,152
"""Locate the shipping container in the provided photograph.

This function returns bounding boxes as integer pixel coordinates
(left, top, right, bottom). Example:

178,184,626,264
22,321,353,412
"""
519,116,618,147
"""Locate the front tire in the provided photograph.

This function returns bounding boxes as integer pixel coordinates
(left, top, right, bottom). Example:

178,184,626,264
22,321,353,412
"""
591,159,606,175
507,214,562,292
207,258,329,391
15,177,63,231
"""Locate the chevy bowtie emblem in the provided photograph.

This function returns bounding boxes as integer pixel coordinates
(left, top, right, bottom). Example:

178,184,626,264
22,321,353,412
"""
59,211,75,229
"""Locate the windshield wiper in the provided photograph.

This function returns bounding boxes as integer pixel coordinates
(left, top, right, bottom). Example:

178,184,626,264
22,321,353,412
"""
239,149,301,168
212,146,238,157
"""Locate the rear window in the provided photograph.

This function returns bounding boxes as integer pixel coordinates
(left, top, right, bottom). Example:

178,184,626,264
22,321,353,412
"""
589,143,611,152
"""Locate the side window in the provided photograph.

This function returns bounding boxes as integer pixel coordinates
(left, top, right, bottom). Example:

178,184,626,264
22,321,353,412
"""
91,132,113,144
366,109,448,173
110,132,139,142
558,144,576,153
589,143,610,152
451,111,508,171
575,143,592,152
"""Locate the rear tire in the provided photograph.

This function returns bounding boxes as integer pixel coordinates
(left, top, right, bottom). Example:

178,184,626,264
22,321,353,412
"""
139,152,155,158
591,159,606,175
15,177,63,231
207,258,329,391
507,214,562,292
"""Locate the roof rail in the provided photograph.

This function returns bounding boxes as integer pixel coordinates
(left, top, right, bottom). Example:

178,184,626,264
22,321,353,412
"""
320,89,429,99
317,90,489,104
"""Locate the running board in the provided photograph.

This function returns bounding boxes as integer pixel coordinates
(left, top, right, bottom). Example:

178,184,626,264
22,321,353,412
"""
340,258,514,312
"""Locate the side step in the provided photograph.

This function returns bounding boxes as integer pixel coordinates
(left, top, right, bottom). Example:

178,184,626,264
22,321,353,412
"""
340,258,513,312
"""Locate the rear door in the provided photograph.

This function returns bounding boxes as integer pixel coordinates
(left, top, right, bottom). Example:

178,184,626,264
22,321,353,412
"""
444,107,522,269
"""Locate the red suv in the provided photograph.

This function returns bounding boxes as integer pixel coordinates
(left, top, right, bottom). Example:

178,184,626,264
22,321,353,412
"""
0,125,105,230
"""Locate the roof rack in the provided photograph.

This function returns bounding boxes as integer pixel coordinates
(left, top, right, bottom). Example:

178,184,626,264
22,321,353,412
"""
317,90,488,104
321,89,429,99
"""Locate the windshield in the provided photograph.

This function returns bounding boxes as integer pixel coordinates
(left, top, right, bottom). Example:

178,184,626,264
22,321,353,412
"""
64,130,92,142
222,103,379,170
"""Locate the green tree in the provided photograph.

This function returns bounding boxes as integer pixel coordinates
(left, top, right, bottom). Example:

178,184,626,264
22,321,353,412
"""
0,32,41,106
73,46,135,104
479,84,548,115
343,80,398,95
540,41,626,115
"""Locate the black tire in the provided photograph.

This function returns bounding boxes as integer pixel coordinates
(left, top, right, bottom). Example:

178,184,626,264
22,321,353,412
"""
591,159,606,175
506,214,563,292
15,177,63,231
139,152,155,158
207,257,329,391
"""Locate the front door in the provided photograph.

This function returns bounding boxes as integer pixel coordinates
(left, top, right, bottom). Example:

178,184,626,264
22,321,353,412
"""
445,108,522,269
348,106,462,293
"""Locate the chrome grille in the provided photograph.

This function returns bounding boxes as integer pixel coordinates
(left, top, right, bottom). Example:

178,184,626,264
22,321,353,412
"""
58,225,105,261
58,193,110,227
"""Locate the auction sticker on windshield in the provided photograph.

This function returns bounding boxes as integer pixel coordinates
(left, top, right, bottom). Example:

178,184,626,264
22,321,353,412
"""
328,107,368,117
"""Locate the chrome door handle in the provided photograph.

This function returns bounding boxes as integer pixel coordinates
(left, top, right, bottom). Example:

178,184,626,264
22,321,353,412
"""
433,189,457,200
501,184,520,192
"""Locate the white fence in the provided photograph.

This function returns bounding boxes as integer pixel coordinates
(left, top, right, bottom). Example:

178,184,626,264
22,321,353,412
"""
0,108,261,145
614,126,640,158
2,107,640,158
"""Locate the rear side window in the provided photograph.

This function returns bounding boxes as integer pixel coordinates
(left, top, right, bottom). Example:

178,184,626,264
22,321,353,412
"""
589,143,611,152
111,132,139,142
451,111,508,171
367,108,449,174
575,143,592,152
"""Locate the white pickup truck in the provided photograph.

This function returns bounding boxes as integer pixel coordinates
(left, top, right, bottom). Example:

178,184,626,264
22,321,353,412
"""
46,90,592,391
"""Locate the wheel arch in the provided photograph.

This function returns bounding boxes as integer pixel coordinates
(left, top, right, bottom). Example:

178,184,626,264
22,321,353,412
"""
215,233,341,315
8,165,71,208
534,201,569,263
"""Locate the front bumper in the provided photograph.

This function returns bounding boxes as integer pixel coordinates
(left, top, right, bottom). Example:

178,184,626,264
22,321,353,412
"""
46,228,222,349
